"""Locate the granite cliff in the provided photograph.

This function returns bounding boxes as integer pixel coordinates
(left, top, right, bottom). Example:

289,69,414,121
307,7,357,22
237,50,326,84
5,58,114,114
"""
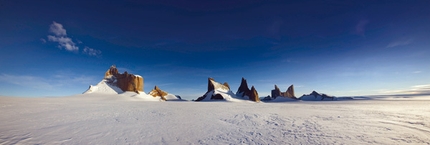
104,65,144,93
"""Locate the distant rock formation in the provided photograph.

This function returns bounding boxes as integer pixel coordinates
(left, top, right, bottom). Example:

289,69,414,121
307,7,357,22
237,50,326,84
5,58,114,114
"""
271,85,282,99
236,77,250,97
236,77,260,102
149,86,168,100
300,91,337,101
248,86,260,102
284,85,296,99
104,65,144,93
195,78,234,101
271,85,297,100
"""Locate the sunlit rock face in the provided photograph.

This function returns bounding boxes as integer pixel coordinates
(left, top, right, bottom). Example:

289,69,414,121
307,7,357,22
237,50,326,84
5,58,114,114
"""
236,77,260,102
271,85,297,100
248,86,260,102
149,86,168,100
195,78,234,101
104,65,144,93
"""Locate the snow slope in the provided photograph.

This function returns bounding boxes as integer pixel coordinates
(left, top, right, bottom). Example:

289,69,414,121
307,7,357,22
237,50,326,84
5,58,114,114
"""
83,79,123,94
82,79,168,101
1,95,430,144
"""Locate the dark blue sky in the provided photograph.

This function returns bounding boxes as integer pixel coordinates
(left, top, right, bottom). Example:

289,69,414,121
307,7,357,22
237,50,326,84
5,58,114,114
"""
1,0,430,99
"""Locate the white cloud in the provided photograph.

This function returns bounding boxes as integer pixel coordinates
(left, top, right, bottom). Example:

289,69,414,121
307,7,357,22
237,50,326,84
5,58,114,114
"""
45,21,101,56
47,22,79,52
386,38,413,48
83,47,102,56
48,35,79,52
49,21,67,36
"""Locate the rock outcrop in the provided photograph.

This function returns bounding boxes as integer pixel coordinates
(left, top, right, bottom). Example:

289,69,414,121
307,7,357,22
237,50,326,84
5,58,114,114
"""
236,77,260,102
271,85,282,99
300,91,337,101
236,77,250,97
271,84,297,100
195,78,234,101
104,65,144,93
149,86,168,100
248,86,260,102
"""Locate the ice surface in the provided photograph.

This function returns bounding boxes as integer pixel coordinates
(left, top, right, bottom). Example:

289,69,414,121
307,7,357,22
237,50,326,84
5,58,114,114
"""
269,96,298,102
1,95,429,144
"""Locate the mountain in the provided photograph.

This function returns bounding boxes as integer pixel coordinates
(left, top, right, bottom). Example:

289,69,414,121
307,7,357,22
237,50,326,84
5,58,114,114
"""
300,91,337,101
236,77,260,102
271,85,298,100
195,78,237,101
104,65,144,93
83,65,168,101
149,86,181,101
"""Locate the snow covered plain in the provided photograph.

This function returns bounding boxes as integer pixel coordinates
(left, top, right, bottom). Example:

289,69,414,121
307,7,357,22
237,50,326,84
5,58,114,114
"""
1,94,430,145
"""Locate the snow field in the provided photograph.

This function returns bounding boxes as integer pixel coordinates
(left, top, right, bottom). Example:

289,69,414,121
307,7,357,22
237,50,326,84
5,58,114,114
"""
1,95,429,144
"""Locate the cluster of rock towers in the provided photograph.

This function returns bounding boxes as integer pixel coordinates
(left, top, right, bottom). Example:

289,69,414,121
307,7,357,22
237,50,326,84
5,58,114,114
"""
103,65,296,102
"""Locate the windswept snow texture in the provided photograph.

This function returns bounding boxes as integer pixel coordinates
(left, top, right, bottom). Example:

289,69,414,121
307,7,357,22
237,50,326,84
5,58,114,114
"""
1,95,430,144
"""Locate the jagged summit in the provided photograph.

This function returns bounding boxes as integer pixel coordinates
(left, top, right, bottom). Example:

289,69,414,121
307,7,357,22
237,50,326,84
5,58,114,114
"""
271,84,297,100
236,77,250,96
248,86,259,102
236,77,260,102
195,78,236,101
149,85,181,101
149,86,168,100
104,65,144,93
300,91,337,101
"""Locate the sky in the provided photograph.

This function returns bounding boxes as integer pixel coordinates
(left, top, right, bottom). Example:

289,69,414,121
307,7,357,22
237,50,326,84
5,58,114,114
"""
1,0,430,99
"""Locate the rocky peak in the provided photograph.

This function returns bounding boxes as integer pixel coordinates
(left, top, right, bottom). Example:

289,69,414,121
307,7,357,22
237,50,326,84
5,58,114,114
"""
248,86,260,102
207,78,229,92
104,65,144,93
271,84,297,100
105,65,119,78
310,91,321,97
149,85,168,100
235,77,260,102
271,85,282,99
285,85,296,99
223,82,230,90
236,77,250,97
195,78,232,101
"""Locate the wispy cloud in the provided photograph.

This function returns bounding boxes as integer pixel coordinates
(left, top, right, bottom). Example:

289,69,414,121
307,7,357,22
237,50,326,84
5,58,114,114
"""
47,35,79,52
47,21,79,52
83,47,102,57
0,73,97,90
354,19,369,36
381,84,430,95
0,74,54,89
49,21,67,36
45,21,101,56
386,38,413,48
